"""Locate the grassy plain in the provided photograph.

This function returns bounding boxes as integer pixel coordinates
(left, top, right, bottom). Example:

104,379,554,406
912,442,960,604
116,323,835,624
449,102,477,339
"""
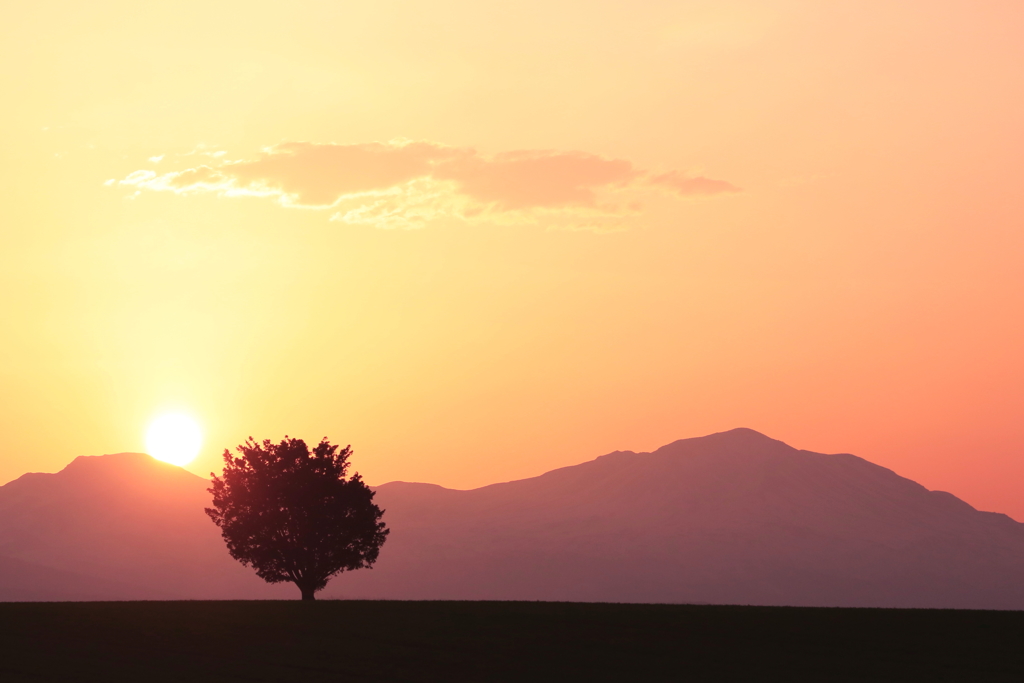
1,600,1023,681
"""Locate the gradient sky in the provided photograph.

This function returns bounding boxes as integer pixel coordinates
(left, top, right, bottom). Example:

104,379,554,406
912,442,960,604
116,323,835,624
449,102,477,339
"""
3,1,1024,518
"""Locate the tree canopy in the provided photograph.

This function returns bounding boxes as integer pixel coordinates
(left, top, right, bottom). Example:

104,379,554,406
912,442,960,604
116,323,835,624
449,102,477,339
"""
206,437,388,600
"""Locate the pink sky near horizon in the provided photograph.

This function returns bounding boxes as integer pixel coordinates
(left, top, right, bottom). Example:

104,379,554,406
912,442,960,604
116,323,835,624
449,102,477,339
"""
2,1,1024,518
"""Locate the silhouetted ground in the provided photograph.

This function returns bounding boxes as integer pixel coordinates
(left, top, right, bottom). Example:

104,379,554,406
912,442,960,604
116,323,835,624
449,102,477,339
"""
1,600,1023,682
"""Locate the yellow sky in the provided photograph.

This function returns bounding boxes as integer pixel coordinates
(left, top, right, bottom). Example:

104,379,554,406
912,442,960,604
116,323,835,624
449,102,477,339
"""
3,1,1024,517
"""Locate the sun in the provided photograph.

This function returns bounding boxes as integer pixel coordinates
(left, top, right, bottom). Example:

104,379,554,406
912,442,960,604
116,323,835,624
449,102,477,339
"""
145,413,203,466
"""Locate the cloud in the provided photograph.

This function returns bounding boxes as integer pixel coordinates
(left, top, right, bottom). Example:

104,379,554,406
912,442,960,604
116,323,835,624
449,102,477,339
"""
434,149,637,210
647,170,740,196
118,140,738,229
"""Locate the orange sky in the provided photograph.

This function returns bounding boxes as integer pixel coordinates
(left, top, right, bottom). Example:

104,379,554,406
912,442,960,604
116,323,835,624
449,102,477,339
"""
3,1,1024,518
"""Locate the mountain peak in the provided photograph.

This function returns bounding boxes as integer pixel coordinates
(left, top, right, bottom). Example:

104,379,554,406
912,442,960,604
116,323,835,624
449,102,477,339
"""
1,452,207,499
651,427,793,457
692,427,781,443
716,427,773,438
61,452,203,482
63,450,178,473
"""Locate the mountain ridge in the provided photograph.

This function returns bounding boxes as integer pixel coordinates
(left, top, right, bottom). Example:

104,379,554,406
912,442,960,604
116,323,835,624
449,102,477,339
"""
3,428,1024,607
334,428,1024,606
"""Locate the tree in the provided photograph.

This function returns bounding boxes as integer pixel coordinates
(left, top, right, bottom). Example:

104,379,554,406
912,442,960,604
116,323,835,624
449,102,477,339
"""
205,437,388,601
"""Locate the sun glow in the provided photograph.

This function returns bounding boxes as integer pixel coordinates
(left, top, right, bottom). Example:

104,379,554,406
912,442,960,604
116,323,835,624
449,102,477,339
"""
145,413,202,467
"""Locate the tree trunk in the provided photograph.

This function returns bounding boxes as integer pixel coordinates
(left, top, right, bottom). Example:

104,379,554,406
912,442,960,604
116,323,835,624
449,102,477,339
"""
299,584,316,601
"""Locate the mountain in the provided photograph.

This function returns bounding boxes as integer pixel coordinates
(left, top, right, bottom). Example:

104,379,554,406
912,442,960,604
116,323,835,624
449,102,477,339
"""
328,429,1024,608
0,554,164,602
4,429,1024,607
0,453,291,601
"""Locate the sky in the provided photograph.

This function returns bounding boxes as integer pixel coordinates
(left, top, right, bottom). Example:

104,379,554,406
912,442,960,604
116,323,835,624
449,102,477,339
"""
2,1,1024,518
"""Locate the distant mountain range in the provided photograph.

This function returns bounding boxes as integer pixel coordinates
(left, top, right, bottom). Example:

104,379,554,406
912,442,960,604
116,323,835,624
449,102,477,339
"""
3,428,1024,607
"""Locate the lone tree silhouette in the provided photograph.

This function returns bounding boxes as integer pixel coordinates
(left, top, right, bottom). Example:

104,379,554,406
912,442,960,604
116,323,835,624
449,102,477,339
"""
206,437,388,601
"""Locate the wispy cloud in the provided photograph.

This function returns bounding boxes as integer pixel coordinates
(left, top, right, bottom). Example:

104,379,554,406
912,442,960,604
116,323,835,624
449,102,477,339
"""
117,140,739,230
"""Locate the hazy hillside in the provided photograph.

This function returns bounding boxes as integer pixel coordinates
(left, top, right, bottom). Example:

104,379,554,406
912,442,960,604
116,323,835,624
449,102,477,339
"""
0,453,290,601
4,429,1024,607
331,429,1024,608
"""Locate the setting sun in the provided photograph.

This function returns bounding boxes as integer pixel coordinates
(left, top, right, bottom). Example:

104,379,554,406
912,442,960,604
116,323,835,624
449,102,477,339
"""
145,414,202,467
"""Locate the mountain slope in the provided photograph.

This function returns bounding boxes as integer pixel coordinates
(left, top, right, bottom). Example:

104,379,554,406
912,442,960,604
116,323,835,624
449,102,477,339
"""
329,429,1024,608
0,553,174,602
0,453,291,601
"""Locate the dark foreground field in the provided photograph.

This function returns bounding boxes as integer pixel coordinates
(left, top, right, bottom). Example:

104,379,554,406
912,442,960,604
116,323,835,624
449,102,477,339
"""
2,601,1023,682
